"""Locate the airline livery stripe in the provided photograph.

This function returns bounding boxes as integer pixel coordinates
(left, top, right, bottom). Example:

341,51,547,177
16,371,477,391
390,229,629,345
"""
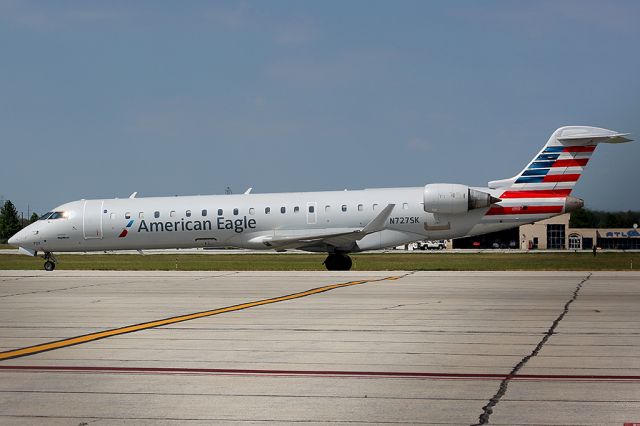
551,159,589,167
515,176,544,183
522,169,549,176
500,189,572,198
486,205,564,215
542,174,581,183
563,146,596,152
0,275,403,361
543,146,565,153
536,154,560,161
530,161,556,169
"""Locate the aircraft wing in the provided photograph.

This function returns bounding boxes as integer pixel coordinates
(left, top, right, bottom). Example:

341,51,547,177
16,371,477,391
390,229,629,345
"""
255,203,395,251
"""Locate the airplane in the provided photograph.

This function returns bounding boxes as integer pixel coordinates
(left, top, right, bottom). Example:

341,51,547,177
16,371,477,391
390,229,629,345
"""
8,126,632,271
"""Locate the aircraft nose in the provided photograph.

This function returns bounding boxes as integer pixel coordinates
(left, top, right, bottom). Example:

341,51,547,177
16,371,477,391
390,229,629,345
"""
8,231,21,246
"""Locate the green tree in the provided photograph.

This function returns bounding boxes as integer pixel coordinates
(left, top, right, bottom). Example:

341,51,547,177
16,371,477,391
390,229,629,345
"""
30,212,39,223
0,200,22,241
569,207,598,228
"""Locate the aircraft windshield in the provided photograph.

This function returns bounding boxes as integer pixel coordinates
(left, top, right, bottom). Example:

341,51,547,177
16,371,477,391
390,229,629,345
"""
39,211,66,220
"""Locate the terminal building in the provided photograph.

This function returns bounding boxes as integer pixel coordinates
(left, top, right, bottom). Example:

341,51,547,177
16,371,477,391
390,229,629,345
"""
451,213,640,250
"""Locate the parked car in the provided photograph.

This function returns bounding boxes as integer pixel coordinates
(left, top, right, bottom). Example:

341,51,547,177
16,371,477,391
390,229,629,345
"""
424,240,446,250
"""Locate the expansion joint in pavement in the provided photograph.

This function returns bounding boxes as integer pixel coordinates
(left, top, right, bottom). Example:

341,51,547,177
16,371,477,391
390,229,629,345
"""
472,272,592,425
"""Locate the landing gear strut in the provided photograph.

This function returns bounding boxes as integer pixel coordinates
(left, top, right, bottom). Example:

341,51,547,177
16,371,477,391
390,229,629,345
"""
323,253,353,271
43,252,57,271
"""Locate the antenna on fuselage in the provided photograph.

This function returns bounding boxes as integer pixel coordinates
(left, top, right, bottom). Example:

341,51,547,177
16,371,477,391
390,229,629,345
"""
129,192,138,199
244,187,252,194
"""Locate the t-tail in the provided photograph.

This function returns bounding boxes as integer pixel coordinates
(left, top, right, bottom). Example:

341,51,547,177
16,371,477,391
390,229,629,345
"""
487,126,632,218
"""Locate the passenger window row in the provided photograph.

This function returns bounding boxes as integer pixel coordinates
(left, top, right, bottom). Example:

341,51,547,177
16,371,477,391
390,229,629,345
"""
113,203,410,219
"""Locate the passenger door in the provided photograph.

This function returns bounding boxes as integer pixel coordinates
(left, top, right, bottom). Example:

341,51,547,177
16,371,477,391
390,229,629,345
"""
83,200,104,239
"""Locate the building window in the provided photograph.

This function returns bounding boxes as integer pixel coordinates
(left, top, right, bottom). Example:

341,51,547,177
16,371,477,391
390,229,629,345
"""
249,208,255,215
281,207,286,214
547,224,565,249
186,210,191,217
125,212,131,219
154,211,160,218
218,209,223,216
265,207,271,214
170,210,176,218
294,206,300,213
233,208,239,215
341,205,347,212
568,234,582,250
201,209,207,217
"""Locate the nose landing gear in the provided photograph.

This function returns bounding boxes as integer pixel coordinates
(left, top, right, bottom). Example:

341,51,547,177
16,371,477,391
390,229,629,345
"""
323,253,353,271
43,252,58,271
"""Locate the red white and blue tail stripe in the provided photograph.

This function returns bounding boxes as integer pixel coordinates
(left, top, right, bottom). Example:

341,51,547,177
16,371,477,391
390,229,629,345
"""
486,126,631,219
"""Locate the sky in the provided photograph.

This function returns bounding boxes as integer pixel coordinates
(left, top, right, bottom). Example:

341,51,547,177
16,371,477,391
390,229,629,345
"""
1,0,639,217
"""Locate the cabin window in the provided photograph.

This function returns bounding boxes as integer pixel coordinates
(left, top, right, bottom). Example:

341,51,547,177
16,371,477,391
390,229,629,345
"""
265,207,271,214
201,209,207,217
402,203,409,210
341,205,347,212
249,208,255,215
218,209,223,216
325,205,331,213
233,208,239,215
357,204,363,212
281,207,286,214
125,212,131,219
154,211,160,218
170,210,176,218
186,210,191,217
309,205,315,213
139,212,144,219
373,204,378,211
294,206,300,213
110,213,116,220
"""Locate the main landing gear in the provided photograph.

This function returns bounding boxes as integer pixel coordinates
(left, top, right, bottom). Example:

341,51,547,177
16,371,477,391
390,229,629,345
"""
43,252,58,271
323,253,353,271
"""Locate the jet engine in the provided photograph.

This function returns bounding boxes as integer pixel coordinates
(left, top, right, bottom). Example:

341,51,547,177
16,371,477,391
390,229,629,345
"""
423,184,497,214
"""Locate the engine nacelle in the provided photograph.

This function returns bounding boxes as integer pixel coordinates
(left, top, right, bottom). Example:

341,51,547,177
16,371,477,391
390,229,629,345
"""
423,184,494,215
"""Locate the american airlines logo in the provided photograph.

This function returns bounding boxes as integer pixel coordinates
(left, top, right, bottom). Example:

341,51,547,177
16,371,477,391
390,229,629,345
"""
118,220,135,238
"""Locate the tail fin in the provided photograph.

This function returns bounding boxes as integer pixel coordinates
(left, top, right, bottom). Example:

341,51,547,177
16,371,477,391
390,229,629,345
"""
489,126,632,199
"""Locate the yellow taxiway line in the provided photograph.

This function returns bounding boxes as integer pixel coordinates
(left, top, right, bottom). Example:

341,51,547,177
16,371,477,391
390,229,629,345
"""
0,275,402,361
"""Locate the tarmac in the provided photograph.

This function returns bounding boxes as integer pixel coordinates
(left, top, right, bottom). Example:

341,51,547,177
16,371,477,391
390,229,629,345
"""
0,270,639,425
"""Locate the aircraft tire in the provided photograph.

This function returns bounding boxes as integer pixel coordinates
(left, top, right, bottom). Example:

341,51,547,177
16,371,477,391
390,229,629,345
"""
324,254,352,271
44,261,56,272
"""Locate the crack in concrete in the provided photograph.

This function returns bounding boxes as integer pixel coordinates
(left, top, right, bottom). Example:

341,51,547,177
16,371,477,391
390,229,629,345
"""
472,272,592,425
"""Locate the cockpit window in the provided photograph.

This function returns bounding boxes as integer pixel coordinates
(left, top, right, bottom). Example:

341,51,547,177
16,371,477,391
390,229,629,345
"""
39,212,53,220
48,212,67,219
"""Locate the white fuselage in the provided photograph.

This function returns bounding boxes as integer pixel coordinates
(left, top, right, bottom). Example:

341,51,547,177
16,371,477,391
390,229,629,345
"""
10,185,537,254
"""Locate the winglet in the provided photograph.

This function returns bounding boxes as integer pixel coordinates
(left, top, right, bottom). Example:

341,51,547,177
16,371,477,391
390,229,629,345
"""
361,204,395,234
